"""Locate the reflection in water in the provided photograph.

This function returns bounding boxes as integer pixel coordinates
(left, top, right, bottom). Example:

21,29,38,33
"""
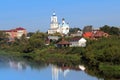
52,65,69,80
52,65,82,80
9,60,27,70
52,65,59,80
63,69,70,77
0,59,99,80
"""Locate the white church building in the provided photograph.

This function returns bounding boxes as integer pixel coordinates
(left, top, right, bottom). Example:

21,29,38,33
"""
48,12,70,35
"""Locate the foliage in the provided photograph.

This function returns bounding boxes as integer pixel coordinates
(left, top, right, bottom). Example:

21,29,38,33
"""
0,31,9,49
83,25,92,33
0,29,120,79
100,25,120,36
99,63,120,79
82,36,120,79
69,27,81,34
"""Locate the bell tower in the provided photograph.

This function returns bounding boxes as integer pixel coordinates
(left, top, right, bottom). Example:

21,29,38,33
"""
50,12,59,29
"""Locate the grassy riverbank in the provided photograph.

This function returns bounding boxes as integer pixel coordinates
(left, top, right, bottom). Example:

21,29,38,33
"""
0,47,81,66
0,30,120,79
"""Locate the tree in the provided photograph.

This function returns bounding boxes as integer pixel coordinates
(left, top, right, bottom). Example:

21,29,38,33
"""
83,25,92,33
29,31,47,49
27,32,34,37
100,25,110,33
110,27,120,36
0,31,9,48
100,25,120,36
69,28,81,34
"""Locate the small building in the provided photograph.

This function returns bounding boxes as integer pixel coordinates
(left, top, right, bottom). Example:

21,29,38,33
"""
56,39,71,48
70,37,87,47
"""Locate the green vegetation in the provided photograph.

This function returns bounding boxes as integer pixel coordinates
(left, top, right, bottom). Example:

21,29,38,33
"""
0,31,81,66
0,25,120,79
100,25,120,36
69,27,81,33
82,36,120,79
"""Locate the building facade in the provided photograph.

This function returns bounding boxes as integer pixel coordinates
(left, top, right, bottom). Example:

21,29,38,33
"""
70,37,87,47
48,12,70,35
4,27,27,41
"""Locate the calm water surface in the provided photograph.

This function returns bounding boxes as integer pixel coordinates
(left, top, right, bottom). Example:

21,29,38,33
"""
0,60,99,80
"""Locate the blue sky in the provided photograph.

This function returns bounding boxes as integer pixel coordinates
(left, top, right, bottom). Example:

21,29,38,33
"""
0,0,120,32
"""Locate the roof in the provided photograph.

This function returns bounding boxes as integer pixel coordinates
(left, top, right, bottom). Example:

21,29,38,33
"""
2,27,25,32
83,32,92,38
57,39,71,45
70,37,81,42
92,31,108,38
79,38,87,42
15,27,26,30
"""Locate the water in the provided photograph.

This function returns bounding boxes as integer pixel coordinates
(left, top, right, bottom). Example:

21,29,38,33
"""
0,60,99,80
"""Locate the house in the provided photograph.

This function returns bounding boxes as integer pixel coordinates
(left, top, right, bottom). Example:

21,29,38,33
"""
56,39,71,48
70,37,87,47
92,30,109,38
15,27,27,39
3,27,27,41
83,30,109,39
78,38,87,47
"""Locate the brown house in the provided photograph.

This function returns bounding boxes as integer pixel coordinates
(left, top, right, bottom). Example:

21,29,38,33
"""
56,39,71,48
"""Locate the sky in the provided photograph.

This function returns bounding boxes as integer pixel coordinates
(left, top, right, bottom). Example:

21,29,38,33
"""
0,0,120,32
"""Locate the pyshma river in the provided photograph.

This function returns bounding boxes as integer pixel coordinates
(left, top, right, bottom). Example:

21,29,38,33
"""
0,60,100,80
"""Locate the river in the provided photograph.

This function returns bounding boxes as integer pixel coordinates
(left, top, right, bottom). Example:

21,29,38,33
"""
0,58,102,80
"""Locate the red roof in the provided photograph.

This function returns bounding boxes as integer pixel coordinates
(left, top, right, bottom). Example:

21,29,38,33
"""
83,32,92,38
2,27,26,32
15,27,25,30
92,31,108,38
93,31,104,37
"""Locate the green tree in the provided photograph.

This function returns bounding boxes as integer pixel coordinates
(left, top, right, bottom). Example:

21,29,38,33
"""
100,25,111,33
100,25,120,36
29,31,47,49
69,28,81,34
83,25,92,33
110,27,120,36
0,31,9,48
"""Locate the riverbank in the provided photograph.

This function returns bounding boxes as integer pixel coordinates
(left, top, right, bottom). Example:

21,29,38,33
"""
0,48,81,66
0,36,120,80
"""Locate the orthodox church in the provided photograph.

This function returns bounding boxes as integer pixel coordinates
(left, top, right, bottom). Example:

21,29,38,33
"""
48,12,70,35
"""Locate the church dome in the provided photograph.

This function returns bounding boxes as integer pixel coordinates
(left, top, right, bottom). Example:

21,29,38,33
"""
59,18,69,28
59,18,69,34
60,23,69,28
